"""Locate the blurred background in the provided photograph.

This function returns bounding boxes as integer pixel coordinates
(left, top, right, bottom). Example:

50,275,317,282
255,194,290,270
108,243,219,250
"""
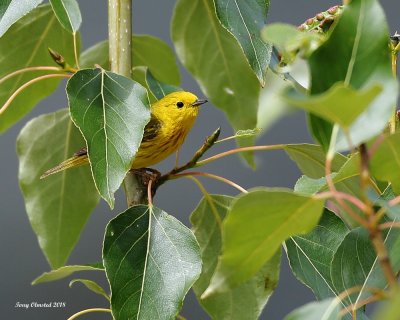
1,1,399,319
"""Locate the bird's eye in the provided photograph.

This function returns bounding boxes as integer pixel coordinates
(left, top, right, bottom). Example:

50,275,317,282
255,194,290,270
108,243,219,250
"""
176,101,184,108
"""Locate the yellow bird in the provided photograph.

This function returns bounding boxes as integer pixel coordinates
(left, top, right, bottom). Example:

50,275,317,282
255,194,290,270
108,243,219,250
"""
41,91,207,178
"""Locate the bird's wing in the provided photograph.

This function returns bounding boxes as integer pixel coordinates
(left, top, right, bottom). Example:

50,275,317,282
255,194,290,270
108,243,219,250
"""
142,114,162,142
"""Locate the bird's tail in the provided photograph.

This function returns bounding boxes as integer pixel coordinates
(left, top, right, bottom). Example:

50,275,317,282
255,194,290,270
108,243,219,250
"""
40,153,89,179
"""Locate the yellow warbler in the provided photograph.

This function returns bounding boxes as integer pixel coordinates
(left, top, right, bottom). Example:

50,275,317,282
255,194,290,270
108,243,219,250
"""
41,91,207,178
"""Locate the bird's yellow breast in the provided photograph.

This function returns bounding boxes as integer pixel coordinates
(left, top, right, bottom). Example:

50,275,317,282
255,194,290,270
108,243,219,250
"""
130,91,200,169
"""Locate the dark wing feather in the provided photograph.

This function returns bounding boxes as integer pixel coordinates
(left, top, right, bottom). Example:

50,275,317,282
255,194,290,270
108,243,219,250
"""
142,114,162,142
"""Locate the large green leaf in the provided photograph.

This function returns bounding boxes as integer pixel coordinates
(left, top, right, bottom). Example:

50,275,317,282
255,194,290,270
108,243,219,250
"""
283,298,340,320
0,0,43,37
103,205,201,320
284,144,347,179
308,0,397,150
204,188,324,295
372,291,400,320
191,195,280,319
286,83,382,128
17,109,100,269
214,0,272,85
286,210,350,300
49,0,81,33
32,264,104,285
67,69,150,208
331,222,400,306
370,132,400,194
0,5,76,133
80,35,180,86
172,0,260,164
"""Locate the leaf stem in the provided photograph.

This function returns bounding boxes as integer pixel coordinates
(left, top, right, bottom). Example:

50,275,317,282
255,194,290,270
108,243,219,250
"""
66,308,111,320
0,66,62,85
172,171,248,194
0,74,71,115
324,125,368,227
195,144,286,167
73,32,80,69
186,176,223,228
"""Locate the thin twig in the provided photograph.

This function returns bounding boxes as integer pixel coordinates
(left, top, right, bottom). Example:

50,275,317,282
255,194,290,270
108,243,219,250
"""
0,74,71,115
66,308,111,320
379,221,400,230
315,191,368,212
0,66,61,84
156,128,220,187
196,144,286,167
172,171,248,194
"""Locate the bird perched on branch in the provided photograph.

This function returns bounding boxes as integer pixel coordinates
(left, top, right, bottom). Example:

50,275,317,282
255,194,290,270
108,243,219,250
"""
41,91,207,178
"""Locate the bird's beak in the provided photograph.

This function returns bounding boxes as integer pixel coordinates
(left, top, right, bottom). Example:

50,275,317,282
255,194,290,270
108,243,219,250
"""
192,99,208,107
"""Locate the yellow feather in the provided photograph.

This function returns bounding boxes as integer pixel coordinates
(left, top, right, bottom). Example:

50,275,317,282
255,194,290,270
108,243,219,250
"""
41,91,205,178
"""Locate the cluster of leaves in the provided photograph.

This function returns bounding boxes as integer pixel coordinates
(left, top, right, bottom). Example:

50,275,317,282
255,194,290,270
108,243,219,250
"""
2,0,400,319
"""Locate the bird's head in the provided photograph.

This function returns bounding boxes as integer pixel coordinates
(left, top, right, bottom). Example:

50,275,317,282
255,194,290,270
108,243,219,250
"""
151,91,207,125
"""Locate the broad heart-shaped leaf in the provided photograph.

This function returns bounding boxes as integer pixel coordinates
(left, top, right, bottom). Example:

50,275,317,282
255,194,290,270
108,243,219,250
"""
49,0,81,33
0,4,76,133
307,0,397,151
191,195,280,320
67,69,151,208
214,0,272,85
0,0,42,37
103,205,201,320
285,83,382,128
172,0,260,166
32,264,104,285
331,221,400,307
370,132,400,195
17,109,100,269
69,279,110,301
204,188,324,295
283,298,340,320
286,210,350,301
80,35,180,86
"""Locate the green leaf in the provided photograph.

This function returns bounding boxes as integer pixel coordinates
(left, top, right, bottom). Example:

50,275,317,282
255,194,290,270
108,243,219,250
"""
191,195,280,319
80,35,180,86
285,83,382,128
32,264,104,285
283,298,340,320
69,279,110,302
372,290,400,320
284,144,347,178
331,222,400,306
261,23,323,64
49,0,81,33
214,0,272,85
308,0,397,150
373,186,400,220
172,0,260,165
0,0,43,37
370,132,400,194
103,205,201,320
0,5,76,133
17,109,100,269
204,188,324,295
145,69,180,100
286,210,350,300
67,69,150,208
